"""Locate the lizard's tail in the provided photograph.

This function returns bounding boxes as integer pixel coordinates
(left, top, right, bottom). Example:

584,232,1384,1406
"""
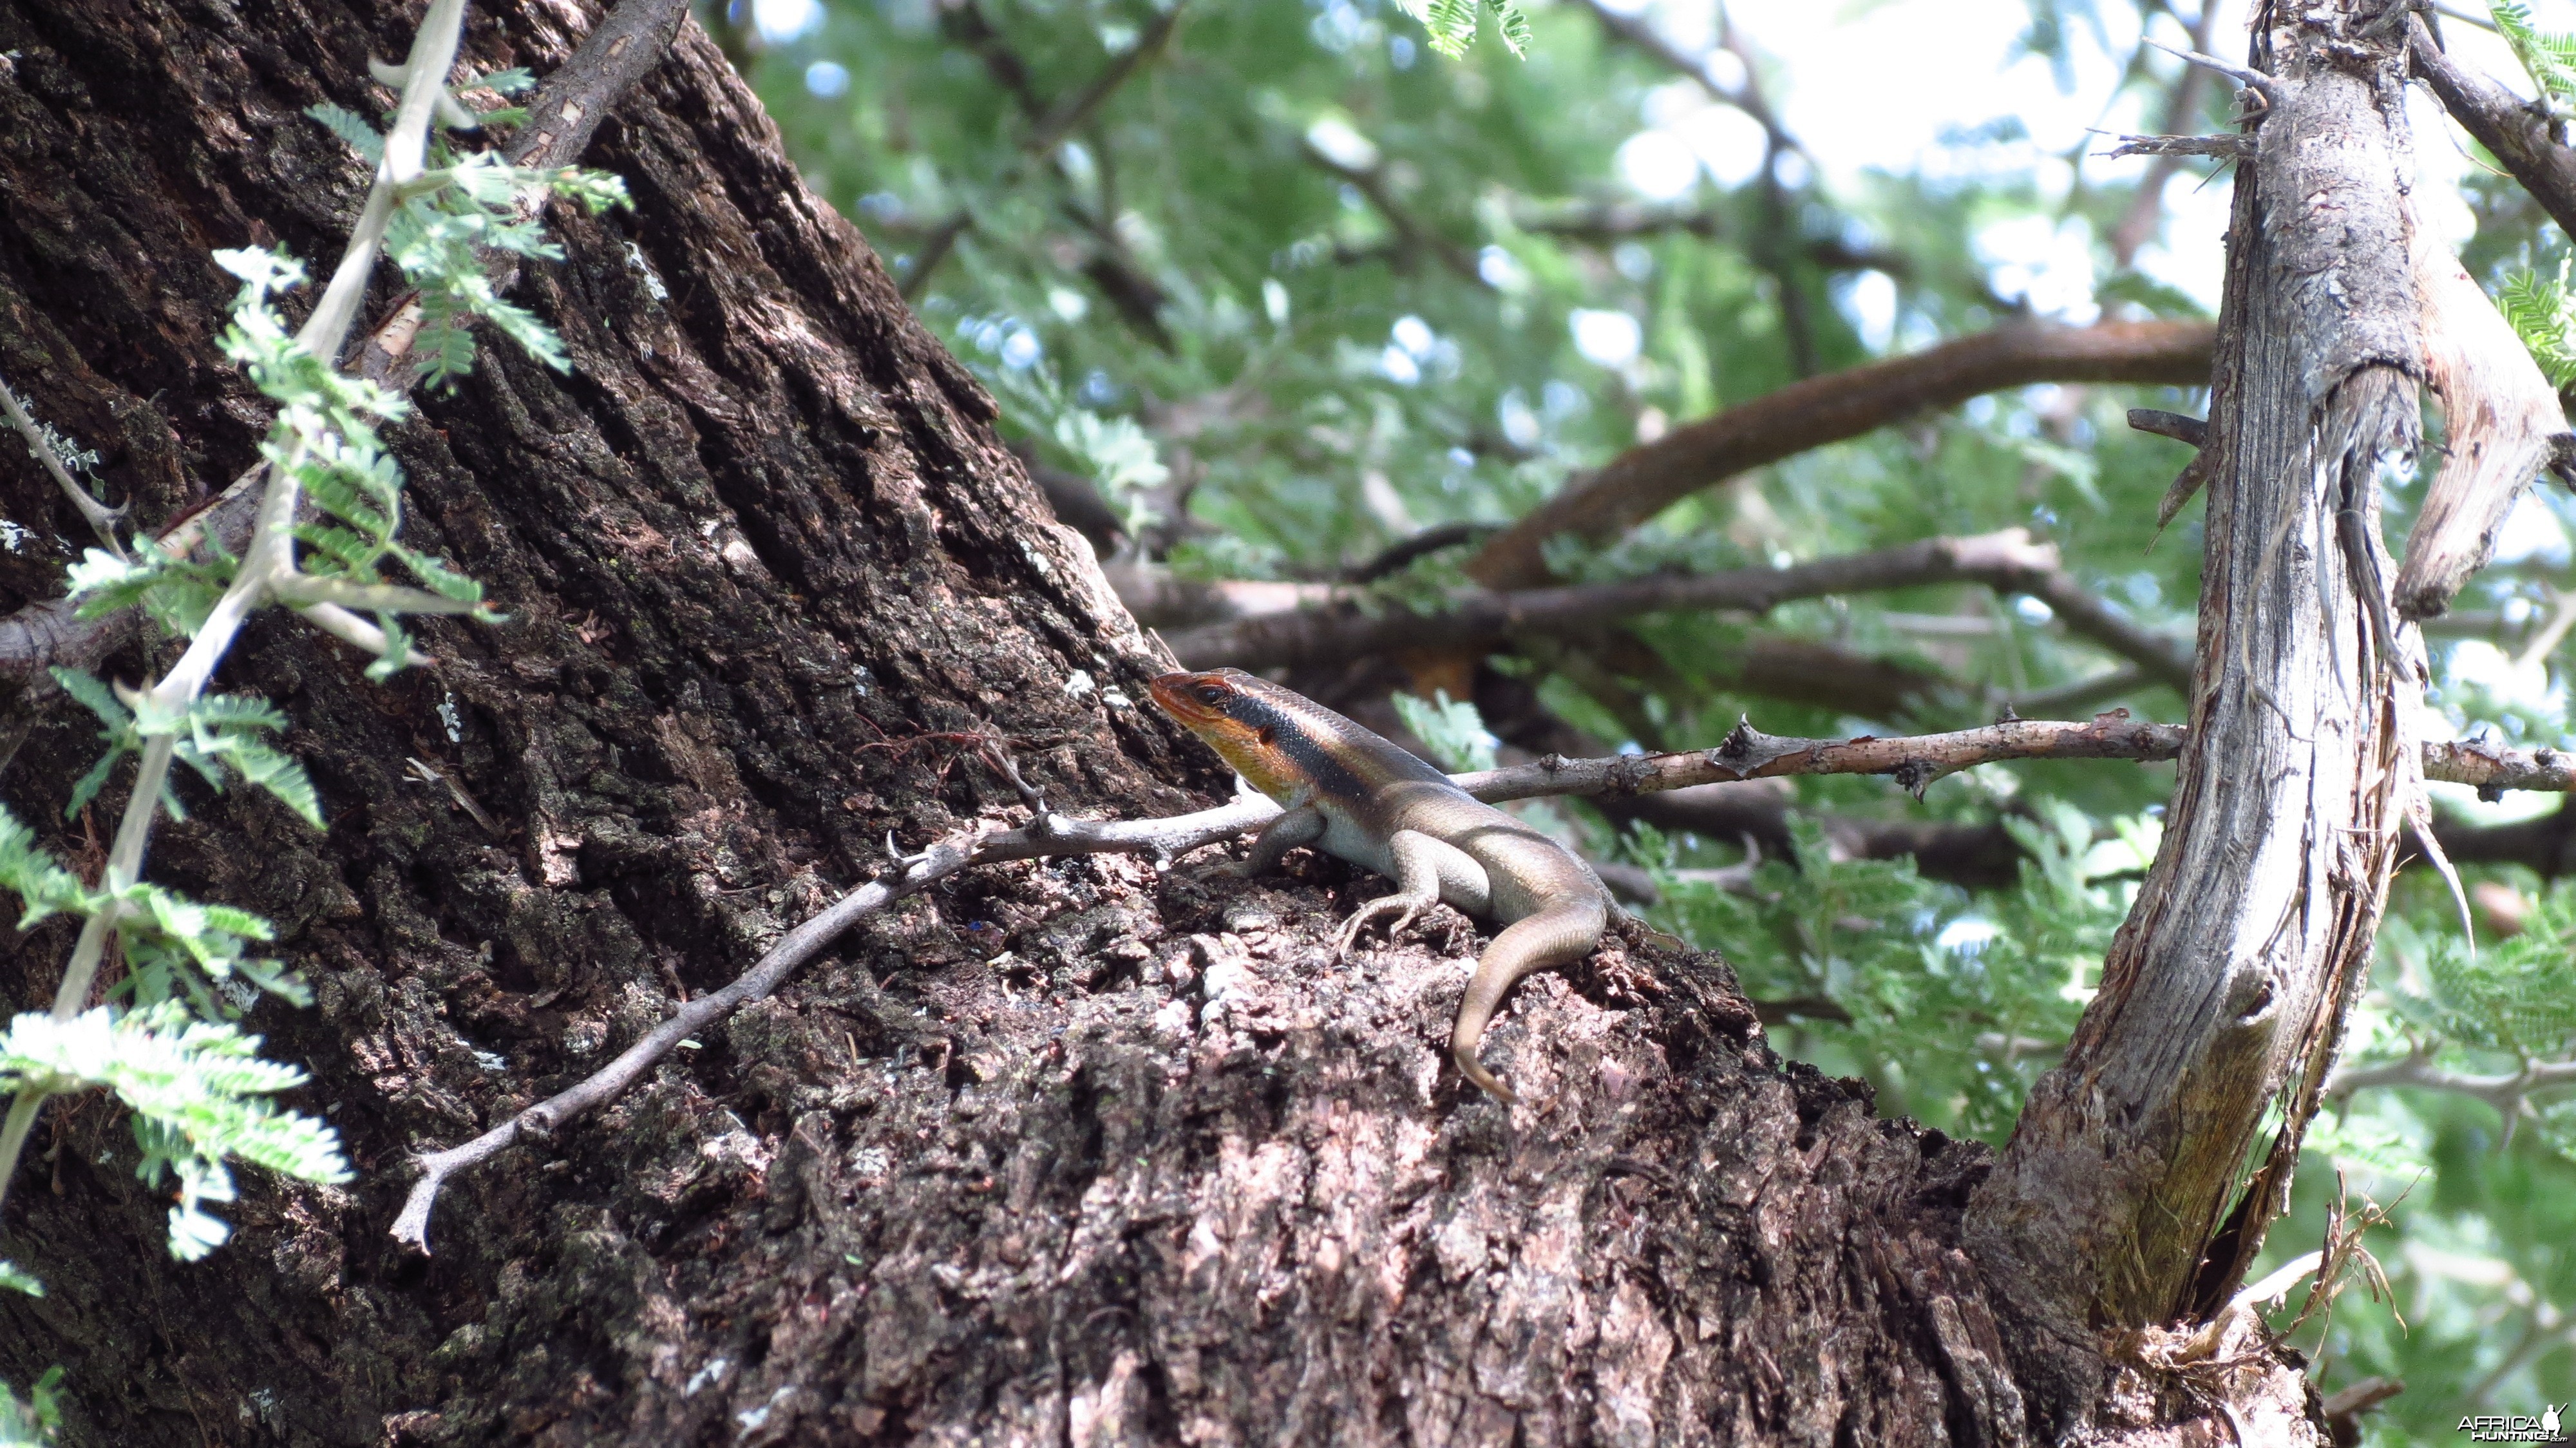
1452,899,1609,1105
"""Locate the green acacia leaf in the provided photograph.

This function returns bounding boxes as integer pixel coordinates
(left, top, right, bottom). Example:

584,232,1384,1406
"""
305,101,386,163
48,669,128,730
0,808,93,928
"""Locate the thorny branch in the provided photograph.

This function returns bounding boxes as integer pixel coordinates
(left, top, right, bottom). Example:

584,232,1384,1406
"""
390,710,2576,1248
392,753,1274,1251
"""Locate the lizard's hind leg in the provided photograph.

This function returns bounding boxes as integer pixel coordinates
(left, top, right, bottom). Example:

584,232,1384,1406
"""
1335,829,1484,953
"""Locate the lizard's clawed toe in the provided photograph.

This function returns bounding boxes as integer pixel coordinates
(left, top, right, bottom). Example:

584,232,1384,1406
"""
1334,896,1428,953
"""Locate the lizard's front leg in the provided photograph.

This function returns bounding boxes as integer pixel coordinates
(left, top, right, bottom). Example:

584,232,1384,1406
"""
1336,829,1484,953
1211,803,1324,879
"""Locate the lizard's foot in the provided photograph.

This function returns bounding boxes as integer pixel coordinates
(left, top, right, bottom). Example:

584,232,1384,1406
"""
1335,892,1431,953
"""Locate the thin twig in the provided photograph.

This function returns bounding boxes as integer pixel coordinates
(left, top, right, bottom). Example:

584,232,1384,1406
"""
392,780,1278,1250
2145,39,2288,107
388,705,2576,1247
0,376,124,558
1165,528,2199,691
2110,1,2224,268
899,0,1188,301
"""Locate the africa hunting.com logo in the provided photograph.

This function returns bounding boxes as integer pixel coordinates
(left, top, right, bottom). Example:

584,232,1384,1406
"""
2458,1405,2568,1443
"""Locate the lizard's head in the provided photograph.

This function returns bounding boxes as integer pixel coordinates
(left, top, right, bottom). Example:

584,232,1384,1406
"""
1148,669,1300,800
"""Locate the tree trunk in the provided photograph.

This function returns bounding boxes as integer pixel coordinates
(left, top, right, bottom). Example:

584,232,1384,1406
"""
1969,4,2414,1426
0,1,2042,1442
0,1,2336,1443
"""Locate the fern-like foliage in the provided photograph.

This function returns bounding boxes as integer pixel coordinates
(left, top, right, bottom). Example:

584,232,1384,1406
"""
2493,1,2576,111
0,804,310,1016
1643,801,2149,1142
0,1005,349,1260
48,668,320,828
307,96,629,391
0,1367,60,1447
1390,689,1500,771
2498,258,2576,389
2391,882,2576,1061
1394,0,1531,59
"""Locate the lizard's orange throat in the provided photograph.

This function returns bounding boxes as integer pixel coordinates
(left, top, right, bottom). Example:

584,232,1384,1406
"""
1148,671,1302,804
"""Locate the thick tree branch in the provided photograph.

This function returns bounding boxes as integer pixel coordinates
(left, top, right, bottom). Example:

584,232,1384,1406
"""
2408,14,2576,247
1466,319,2217,589
1158,528,2195,690
2392,216,2576,618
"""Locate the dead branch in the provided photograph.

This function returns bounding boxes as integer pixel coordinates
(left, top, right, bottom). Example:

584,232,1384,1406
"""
2127,408,2208,446
2392,221,2575,619
1466,320,2217,589
2419,736,2576,789
2110,2,2226,267
2107,133,2253,159
393,778,1279,1252
1458,714,2188,803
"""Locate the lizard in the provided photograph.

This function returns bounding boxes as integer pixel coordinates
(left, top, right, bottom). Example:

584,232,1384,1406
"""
1148,667,1615,1103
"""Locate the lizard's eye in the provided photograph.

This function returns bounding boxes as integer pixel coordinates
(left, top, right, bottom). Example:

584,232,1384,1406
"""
1193,685,1227,706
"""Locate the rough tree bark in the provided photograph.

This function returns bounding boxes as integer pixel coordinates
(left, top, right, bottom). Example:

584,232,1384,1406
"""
0,1,2136,1443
